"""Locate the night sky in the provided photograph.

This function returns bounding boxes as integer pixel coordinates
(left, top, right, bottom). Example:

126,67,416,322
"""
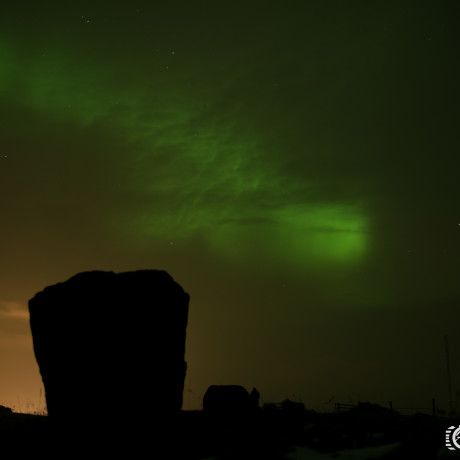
1,1,460,413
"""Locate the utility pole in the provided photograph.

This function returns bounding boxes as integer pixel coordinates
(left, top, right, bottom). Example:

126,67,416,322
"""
445,335,453,414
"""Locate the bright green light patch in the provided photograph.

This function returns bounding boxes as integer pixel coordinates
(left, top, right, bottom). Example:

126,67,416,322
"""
273,204,368,265
276,205,366,233
206,204,368,269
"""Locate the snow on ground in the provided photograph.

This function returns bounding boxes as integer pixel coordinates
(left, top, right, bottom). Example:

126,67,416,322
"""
286,443,401,460
436,447,460,459
199,444,460,460
201,443,401,460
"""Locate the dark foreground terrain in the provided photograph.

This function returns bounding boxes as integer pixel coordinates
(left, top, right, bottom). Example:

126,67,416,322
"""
0,403,457,459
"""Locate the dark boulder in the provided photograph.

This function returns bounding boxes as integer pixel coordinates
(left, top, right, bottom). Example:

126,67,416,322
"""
28,269,189,449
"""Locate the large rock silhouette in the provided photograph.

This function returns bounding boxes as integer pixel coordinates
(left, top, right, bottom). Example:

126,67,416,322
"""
28,270,189,431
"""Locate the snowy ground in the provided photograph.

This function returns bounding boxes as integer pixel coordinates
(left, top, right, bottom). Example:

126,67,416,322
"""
203,443,460,460
286,443,401,459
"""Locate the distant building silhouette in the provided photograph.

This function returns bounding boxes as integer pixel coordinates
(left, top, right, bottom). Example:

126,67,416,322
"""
203,385,259,416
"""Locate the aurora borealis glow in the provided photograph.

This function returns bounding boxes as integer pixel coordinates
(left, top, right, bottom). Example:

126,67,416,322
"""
1,1,460,413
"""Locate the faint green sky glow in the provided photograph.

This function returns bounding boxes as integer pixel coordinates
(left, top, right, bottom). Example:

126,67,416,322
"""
1,1,459,413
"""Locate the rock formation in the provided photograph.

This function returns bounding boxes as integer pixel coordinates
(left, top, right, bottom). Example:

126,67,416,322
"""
28,269,189,442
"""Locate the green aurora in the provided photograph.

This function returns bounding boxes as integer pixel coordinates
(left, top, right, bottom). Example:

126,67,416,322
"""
1,32,370,269
0,1,459,413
